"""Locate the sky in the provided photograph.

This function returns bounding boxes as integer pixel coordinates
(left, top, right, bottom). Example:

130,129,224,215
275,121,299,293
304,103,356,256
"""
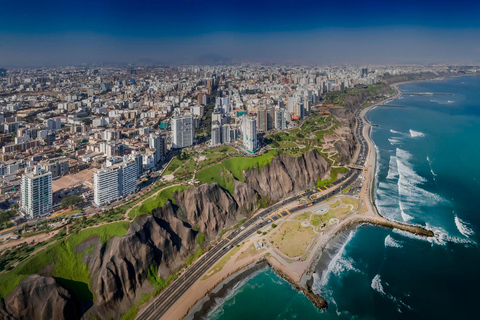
1,0,480,66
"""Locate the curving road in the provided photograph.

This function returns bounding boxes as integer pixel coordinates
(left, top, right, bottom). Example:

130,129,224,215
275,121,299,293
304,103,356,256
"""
136,109,368,320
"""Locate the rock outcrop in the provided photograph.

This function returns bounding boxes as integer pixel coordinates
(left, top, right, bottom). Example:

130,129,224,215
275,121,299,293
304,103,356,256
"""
175,183,238,234
0,275,81,320
331,108,357,164
84,202,198,319
243,150,330,200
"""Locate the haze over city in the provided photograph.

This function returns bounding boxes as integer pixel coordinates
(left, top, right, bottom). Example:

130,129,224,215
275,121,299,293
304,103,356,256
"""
1,0,480,66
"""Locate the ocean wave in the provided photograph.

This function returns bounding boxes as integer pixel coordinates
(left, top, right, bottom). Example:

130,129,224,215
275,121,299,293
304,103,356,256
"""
409,129,425,138
317,231,356,287
371,274,414,313
386,155,399,180
396,148,445,211
332,256,361,277
388,138,402,146
384,235,403,248
206,268,266,318
454,215,475,238
371,274,385,294
400,201,414,221
425,223,476,246
390,129,403,134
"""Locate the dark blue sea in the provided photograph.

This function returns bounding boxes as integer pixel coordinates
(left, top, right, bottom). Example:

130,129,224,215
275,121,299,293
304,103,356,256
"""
207,76,480,320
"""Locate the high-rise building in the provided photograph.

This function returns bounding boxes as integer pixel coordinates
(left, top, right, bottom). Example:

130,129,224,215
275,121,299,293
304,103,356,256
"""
20,166,52,218
149,133,166,165
171,115,194,148
257,108,267,132
242,118,257,153
0,68,6,77
267,107,274,131
222,124,232,143
362,68,368,78
211,122,222,146
94,159,137,206
275,108,287,130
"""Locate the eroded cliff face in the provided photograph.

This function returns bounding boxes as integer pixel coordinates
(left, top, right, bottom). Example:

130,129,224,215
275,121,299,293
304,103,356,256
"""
175,183,238,234
0,275,81,320
243,150,330,200
331,108,357,165
84,202,198,319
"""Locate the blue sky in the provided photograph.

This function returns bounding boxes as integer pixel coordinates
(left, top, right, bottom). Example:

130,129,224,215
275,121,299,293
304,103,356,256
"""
1,0,480,66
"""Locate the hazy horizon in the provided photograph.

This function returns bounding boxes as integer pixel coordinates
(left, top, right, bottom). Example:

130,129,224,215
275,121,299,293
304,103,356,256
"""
1,0,480,67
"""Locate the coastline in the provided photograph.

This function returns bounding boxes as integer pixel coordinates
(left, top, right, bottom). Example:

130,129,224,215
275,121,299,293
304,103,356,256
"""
157,76,459,320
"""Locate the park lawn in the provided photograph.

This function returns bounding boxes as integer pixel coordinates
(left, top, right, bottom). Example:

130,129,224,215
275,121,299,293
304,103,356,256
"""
341,197,359,211
130,185,191,218
269,221,316,258
311,214,322,227
163,157,186,175
201,244,244,280
176,159,196,175
222,150,278,182
295,212,312,221
195,164,235,195
0,222,129,300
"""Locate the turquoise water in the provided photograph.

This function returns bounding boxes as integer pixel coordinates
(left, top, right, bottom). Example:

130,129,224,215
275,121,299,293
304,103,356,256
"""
208,76,480,320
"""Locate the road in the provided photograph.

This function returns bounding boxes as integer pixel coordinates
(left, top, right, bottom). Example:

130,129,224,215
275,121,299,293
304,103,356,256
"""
136,110,368,320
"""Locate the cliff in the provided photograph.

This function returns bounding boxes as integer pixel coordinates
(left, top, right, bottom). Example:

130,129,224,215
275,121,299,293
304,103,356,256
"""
242,150,330,200
330,108,357,165
0,275,81,320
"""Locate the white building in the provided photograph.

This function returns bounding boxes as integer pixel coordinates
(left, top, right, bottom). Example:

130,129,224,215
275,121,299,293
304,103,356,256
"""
242,118,257,153
94,159,137,206
149,133,166,165
20,166,52,218
171,115,194,148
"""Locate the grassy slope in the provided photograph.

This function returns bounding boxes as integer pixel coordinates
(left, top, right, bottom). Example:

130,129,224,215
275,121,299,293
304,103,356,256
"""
129,185,191,218
0,222,129,300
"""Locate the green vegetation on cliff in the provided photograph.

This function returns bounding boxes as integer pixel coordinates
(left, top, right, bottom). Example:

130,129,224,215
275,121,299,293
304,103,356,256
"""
0,221,129,300
129,185,192,218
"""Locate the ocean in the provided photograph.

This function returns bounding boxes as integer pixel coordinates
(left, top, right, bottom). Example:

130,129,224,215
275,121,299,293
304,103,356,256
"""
205,76,480,320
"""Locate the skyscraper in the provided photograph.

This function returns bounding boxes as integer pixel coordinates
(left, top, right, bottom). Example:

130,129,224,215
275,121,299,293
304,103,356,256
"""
275,108,287,130
211,122,222,146
149,133,165,165
257,108,267,132
20,166,52,218
242,118,257,153
171,115,194,148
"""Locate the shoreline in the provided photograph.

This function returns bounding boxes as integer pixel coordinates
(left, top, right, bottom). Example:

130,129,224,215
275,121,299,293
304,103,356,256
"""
159,76,459,320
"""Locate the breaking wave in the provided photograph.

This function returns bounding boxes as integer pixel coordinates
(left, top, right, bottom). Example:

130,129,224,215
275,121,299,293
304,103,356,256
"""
384,235,403,248
409,129,425,138
371,274,414,313
317,231,356,287
390,129,403,134
371,274,385,294
388,138,402,146
386,156,399,180
396,148,445,212
454,215,475,238
400,201,414,221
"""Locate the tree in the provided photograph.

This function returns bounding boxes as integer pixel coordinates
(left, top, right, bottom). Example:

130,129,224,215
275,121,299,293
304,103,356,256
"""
61,195,83,208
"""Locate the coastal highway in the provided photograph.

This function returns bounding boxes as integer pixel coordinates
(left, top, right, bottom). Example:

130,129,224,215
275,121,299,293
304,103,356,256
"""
136,111,368,320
